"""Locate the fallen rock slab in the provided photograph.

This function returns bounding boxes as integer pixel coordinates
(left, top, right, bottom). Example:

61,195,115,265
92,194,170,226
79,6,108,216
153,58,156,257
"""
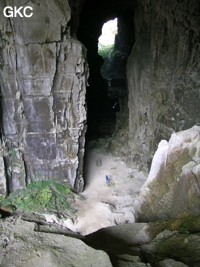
0,218,112,267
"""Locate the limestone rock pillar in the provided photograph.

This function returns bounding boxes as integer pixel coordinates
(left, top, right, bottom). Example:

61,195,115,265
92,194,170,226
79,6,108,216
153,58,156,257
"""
0,0,88,193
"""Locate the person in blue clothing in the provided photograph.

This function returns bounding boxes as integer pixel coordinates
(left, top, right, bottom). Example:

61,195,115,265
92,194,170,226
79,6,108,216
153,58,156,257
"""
105,175,109,183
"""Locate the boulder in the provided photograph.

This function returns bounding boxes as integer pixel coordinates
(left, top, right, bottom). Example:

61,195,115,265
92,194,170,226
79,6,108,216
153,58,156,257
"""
85,215,200,266
1,213,200,266
0,218,112,267
134,126,200,221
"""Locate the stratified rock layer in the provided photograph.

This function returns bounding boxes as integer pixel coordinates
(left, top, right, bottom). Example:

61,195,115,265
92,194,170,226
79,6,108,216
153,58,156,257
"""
0,0,88,193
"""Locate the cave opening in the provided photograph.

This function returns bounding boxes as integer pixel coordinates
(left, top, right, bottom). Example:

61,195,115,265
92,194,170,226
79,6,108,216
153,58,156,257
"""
71,1,145,232
97,17,121,122
77,0,135,194
84,16,120,140
77,3,134,144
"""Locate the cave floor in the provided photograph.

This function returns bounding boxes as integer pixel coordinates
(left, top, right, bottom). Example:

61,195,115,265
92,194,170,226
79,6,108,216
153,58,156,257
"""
69,141,147,235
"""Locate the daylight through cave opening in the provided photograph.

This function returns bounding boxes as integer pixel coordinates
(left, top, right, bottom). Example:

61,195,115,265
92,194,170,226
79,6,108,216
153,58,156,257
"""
77,3,135,190
98,17,121,118
77,7,134,144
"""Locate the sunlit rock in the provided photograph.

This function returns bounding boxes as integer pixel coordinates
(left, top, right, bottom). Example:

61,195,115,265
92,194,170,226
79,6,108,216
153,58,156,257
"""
134,126,200,221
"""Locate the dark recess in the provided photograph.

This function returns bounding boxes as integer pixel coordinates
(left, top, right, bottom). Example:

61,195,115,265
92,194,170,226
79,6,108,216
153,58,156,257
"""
77,0,135,140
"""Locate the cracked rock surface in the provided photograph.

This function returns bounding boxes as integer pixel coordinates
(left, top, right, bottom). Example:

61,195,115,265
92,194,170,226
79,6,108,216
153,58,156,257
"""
0,0,88,193
0,217,112,267
1,214,200,266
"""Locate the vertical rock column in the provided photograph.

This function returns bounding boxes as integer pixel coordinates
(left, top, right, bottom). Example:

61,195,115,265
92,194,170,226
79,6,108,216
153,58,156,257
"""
0,0,88,193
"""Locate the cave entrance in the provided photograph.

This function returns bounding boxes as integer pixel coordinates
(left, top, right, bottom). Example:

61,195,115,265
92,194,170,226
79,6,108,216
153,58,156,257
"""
77,6,134,142
80,15,132,142
83,17,120,141
98,18,122,120
77,2,132,142
98,17,118,80
72,2,144,234
77,2,135,166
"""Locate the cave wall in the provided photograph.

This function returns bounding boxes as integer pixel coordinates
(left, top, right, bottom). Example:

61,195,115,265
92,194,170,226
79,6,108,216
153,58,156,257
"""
127,0,200,170
0,0,88,194
0,0,199,195
77,0,200,173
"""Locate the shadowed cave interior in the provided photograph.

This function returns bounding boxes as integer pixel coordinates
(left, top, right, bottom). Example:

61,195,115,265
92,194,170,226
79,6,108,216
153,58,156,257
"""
77,0,134,141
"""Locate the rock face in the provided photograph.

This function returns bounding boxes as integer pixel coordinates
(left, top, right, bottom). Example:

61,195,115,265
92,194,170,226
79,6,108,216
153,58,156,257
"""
127,0,200,170
134,126,200,222
0,0,88,193
78,0,200,171
0,218,112,267
2,213,200,266
0,141,6,196
86,215,200,266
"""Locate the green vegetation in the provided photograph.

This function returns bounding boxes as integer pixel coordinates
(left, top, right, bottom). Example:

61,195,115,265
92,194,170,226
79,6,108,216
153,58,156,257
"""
98,18,118,79
9,147,17,161
0,195,5,204
1,180,76,214
98,44,120,79
106,181,115,187
98,44,114,60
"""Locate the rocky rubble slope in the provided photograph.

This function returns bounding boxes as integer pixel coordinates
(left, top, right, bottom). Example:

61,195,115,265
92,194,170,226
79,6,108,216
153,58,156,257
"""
1,126,200,266
1,213,200,267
